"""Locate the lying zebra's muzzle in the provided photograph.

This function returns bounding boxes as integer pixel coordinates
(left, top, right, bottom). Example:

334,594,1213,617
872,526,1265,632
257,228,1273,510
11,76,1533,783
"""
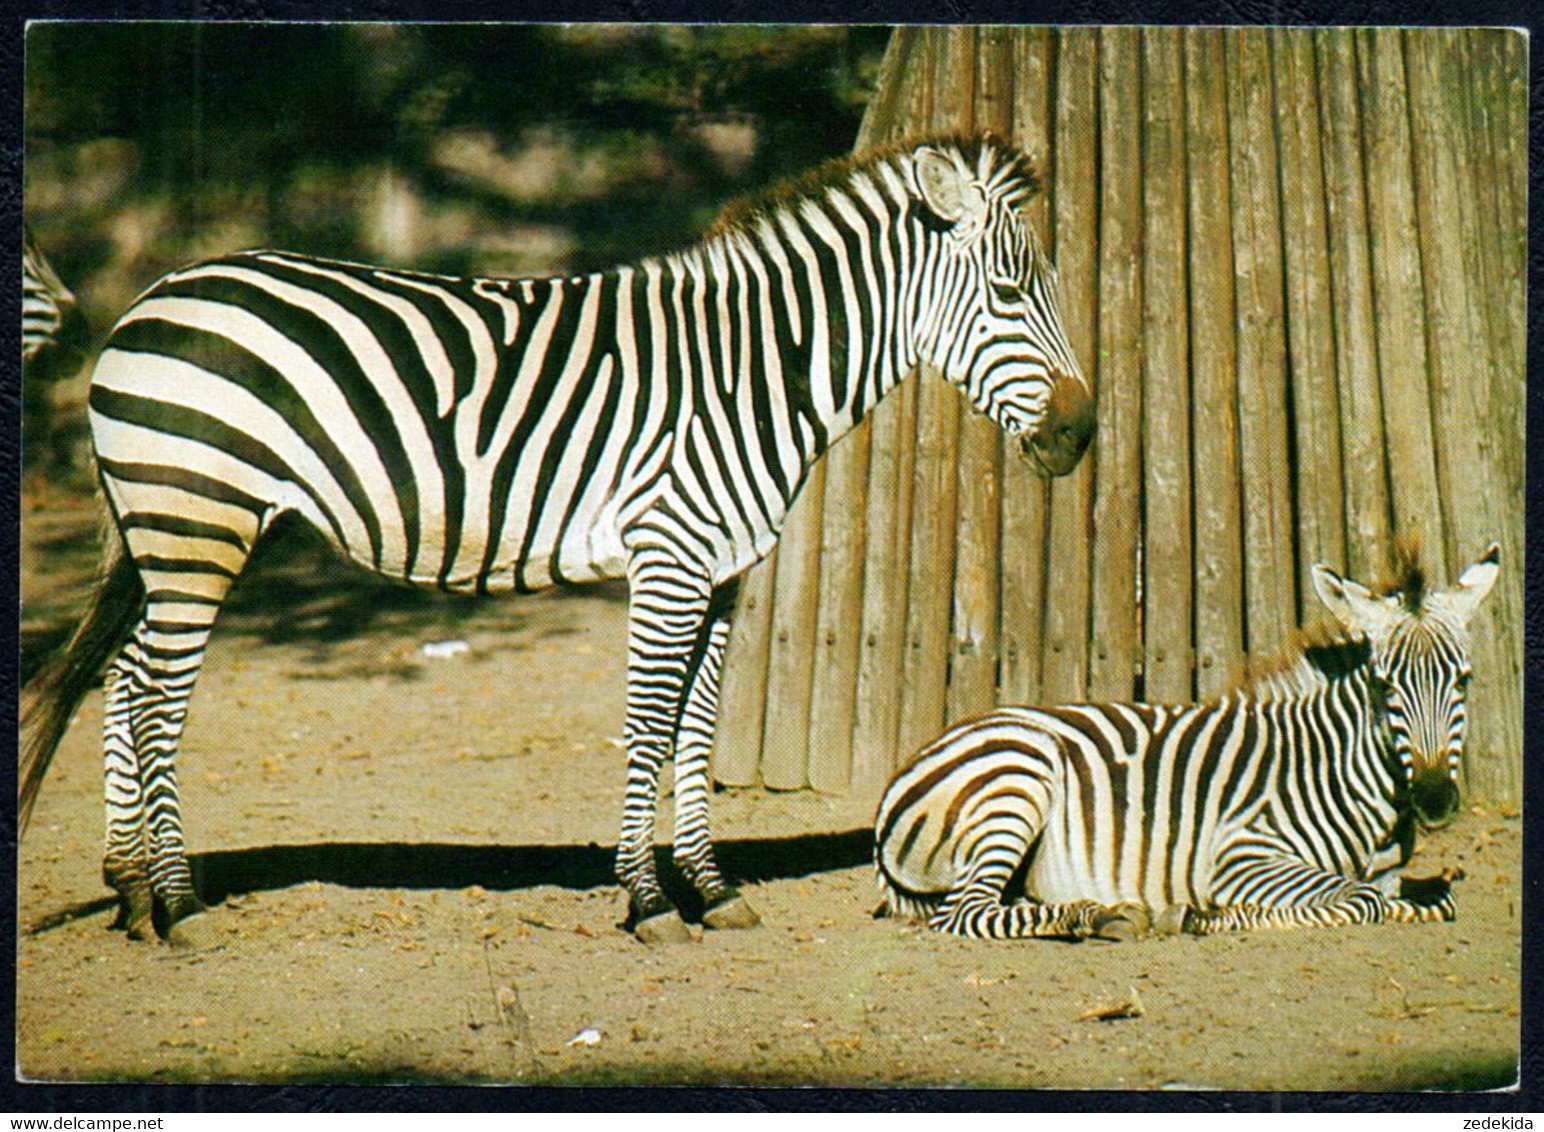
1409,769,1460,830
1023,376,1095,478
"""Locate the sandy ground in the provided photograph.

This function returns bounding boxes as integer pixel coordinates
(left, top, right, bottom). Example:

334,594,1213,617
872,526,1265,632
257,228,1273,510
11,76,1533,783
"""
16,496,1522,1090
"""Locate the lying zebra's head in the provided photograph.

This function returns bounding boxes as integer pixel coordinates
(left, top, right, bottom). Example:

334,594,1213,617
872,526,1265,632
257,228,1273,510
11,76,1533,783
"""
1311,543,1501,829
905,140,1094,477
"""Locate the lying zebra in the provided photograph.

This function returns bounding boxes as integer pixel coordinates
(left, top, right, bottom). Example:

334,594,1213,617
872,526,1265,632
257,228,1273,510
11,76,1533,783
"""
874,543,1500,939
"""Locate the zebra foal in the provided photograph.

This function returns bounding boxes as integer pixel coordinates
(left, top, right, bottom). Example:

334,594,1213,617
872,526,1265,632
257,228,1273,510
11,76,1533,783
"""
874,543,1500,940
21,134,1094,947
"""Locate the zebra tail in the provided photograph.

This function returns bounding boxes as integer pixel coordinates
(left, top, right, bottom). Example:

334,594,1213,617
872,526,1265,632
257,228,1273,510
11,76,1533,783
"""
19,518,143,834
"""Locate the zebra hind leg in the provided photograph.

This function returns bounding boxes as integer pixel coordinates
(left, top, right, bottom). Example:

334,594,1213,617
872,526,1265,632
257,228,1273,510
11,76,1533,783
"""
100,482,250,948
105,601,231,949
101,655,155,938
925,839,1148,940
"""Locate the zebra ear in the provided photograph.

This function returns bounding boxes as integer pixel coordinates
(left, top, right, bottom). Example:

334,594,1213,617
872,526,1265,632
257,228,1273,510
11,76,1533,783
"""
1311,564,1394,633
1447,542,1500,624
913,147,983,227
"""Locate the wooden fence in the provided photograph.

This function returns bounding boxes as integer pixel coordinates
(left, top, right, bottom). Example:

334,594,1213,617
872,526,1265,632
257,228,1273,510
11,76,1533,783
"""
711,26,1527,805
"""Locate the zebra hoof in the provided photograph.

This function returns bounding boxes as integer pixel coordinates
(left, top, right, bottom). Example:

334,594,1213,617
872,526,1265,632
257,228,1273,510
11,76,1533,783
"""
1093,902,1150,942
703,894,761,931
166,912,222,952
1153,904,1190,937
634,910,694,945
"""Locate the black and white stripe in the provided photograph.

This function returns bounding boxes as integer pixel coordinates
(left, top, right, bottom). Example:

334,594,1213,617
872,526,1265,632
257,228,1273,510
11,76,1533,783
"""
874,544,1500,940
22,134,1096,945
23,226,77,364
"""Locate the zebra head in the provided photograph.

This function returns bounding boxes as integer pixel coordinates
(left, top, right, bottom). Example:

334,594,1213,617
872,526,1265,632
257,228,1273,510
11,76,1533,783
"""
905,141,1094,477
1310,543,1501,829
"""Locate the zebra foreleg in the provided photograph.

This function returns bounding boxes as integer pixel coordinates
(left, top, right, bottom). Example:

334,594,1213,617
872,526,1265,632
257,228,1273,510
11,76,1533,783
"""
1192,855,1460,935
670,580,759,931
615,552,714,944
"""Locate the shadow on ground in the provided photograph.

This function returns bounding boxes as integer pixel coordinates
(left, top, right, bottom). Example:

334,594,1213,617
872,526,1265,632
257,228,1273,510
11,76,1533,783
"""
27,829,875,935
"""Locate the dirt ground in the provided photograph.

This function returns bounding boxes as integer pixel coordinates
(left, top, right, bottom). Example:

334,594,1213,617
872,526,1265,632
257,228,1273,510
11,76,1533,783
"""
16,493,1522,1091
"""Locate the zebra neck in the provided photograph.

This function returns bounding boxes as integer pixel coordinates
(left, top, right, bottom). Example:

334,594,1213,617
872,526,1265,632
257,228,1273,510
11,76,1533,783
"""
684,201,921,472
1268,673,1404,850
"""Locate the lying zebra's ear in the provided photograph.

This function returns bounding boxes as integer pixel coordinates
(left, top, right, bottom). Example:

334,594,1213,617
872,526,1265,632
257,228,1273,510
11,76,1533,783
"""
1311,564,1394,633
913,147,985,228
1447,542,1501,624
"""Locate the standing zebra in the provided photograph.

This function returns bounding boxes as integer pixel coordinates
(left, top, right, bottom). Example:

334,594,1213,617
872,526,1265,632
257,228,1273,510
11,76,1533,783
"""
874,543,1499,940
23,226,78,363
21,134,1095,947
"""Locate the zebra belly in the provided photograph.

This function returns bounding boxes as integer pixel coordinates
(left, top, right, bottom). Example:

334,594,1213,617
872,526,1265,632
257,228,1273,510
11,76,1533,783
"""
1021,819,1213,909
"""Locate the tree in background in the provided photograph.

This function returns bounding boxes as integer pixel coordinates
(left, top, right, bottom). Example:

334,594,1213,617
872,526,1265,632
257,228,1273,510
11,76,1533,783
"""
23,23,889,476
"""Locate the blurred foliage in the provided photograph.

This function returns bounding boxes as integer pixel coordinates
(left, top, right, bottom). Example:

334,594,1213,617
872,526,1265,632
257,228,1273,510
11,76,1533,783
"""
22,22,889,478
25,23,887,273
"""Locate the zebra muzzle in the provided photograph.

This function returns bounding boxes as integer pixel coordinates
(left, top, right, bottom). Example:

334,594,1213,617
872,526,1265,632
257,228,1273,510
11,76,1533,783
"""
1409,769,1460,829
1023,378,1095,478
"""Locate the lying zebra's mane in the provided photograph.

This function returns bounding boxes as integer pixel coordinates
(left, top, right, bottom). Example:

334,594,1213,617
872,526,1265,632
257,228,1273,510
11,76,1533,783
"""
1379,533,1426,613
1228,625,1371,702
707,131,1042,240
1227,538,1429,702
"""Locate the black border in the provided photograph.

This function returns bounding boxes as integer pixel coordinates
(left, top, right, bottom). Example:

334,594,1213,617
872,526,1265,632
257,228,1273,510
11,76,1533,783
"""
5,0,1540,1114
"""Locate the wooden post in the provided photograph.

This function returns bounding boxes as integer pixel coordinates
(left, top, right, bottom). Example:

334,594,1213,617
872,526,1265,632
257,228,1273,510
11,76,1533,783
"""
1316,29,1390,583
945,26,1008,726
1225,27,1296,659
896,26,973,757
1183,27,1243,700
1038,27,1099,705
1139,26,1193,704
1355,28,1445,568
996,27,1055,708
849,27,929,792
1270,28,1346,620
1402,27,1520,804
1087,25,1144,703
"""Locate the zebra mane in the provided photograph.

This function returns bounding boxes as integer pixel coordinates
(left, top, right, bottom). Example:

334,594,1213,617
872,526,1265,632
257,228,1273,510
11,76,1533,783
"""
1229,538,1431,701
1378,533,1426,614
706,131,1042,240
1228,624,1372,702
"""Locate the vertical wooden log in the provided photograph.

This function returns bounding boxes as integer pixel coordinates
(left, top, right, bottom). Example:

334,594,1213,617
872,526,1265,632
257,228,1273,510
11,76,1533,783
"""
1402,27,1519,804
945,26,1009,725
1355,28,1445,566
1139,27,1193,704
849,30,931,792
1315,29,1390,583
714,556,775,786
758,465,826,790
1183,28,1243,700
1225,27,1296,659
1087,25,1145,703
1270,28,1346,621
804,423,871,793
897,26,973,756
997,27,1054,707
1038,27,1099,705
851,367,920,790
1458,27,1526,806
803,25,928,794
1465,29,1526,506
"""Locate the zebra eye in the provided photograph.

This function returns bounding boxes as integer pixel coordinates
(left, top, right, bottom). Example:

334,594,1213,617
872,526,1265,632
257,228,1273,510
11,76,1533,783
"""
990,279,1022,305
1455,671,1473,692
